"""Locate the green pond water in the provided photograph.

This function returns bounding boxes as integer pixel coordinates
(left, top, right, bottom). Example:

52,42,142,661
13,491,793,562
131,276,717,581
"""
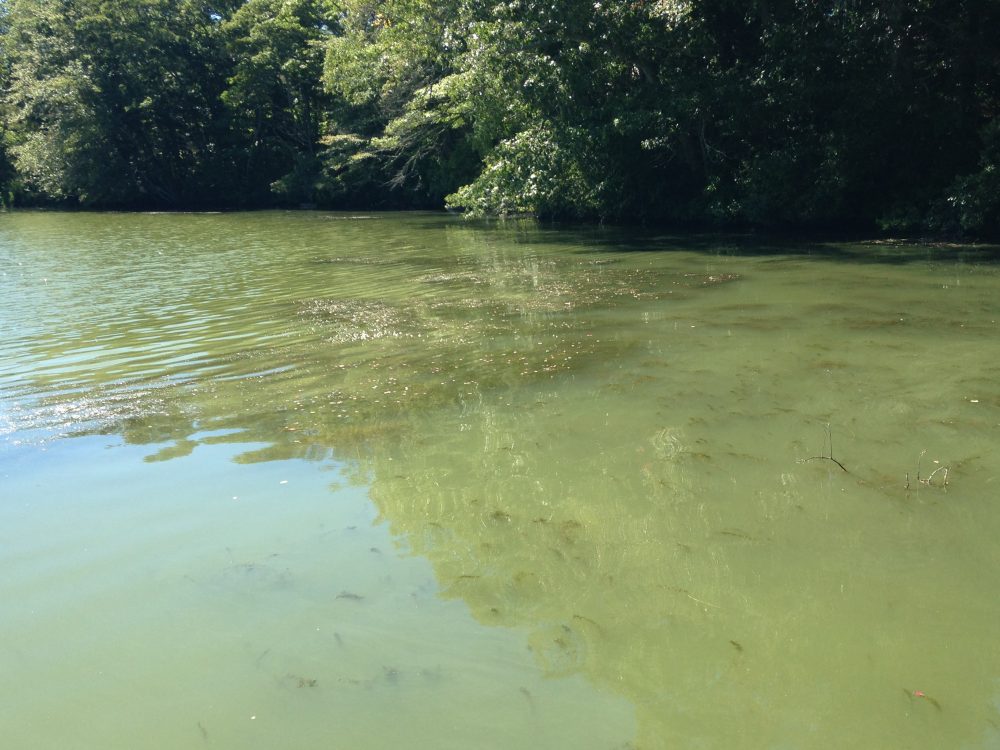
2,210,1000,749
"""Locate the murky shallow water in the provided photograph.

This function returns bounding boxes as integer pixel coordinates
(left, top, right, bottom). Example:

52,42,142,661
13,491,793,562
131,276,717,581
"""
2,211,1000,748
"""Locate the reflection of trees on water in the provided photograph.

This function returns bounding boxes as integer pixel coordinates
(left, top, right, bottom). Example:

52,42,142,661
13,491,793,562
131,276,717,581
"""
12,232,821,742
32,235,737,468
10,215,1000,747
357,381,979,748
362,391,746,748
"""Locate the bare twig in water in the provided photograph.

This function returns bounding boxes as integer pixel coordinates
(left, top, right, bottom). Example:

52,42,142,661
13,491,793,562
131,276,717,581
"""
925,465,950,486
907,450,950,489
799,424,849,472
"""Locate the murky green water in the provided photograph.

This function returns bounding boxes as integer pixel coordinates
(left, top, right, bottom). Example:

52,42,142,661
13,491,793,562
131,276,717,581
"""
2,211,1000,748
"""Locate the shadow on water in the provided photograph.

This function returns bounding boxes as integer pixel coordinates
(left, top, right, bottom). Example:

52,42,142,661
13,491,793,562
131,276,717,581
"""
415,215,1000,265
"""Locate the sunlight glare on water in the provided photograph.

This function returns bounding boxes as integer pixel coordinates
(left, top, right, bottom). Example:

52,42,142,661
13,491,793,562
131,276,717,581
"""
2,211,1000,749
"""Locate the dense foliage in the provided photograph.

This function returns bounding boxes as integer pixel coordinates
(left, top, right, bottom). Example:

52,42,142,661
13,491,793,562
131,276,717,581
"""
0,0,997,234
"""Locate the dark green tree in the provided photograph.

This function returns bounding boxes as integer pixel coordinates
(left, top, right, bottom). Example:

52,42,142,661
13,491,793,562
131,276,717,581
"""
444,0,714,220
320,0,480,207
0,0,15,204
2,0,233,206
221,0,339,205
0,0,995,233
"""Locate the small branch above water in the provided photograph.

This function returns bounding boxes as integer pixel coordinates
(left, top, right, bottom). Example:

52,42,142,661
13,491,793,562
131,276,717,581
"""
798,423,849,472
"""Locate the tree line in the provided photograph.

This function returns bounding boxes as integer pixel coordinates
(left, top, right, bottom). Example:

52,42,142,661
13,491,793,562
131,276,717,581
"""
1,0,998,236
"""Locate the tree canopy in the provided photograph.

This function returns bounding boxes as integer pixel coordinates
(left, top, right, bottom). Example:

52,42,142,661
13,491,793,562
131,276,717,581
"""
1,0,997,235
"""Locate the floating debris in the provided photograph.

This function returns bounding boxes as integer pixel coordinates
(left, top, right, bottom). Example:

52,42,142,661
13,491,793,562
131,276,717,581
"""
905,688,942,711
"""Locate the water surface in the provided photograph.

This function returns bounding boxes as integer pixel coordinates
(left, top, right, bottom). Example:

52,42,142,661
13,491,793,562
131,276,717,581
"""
2,211,1000,748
